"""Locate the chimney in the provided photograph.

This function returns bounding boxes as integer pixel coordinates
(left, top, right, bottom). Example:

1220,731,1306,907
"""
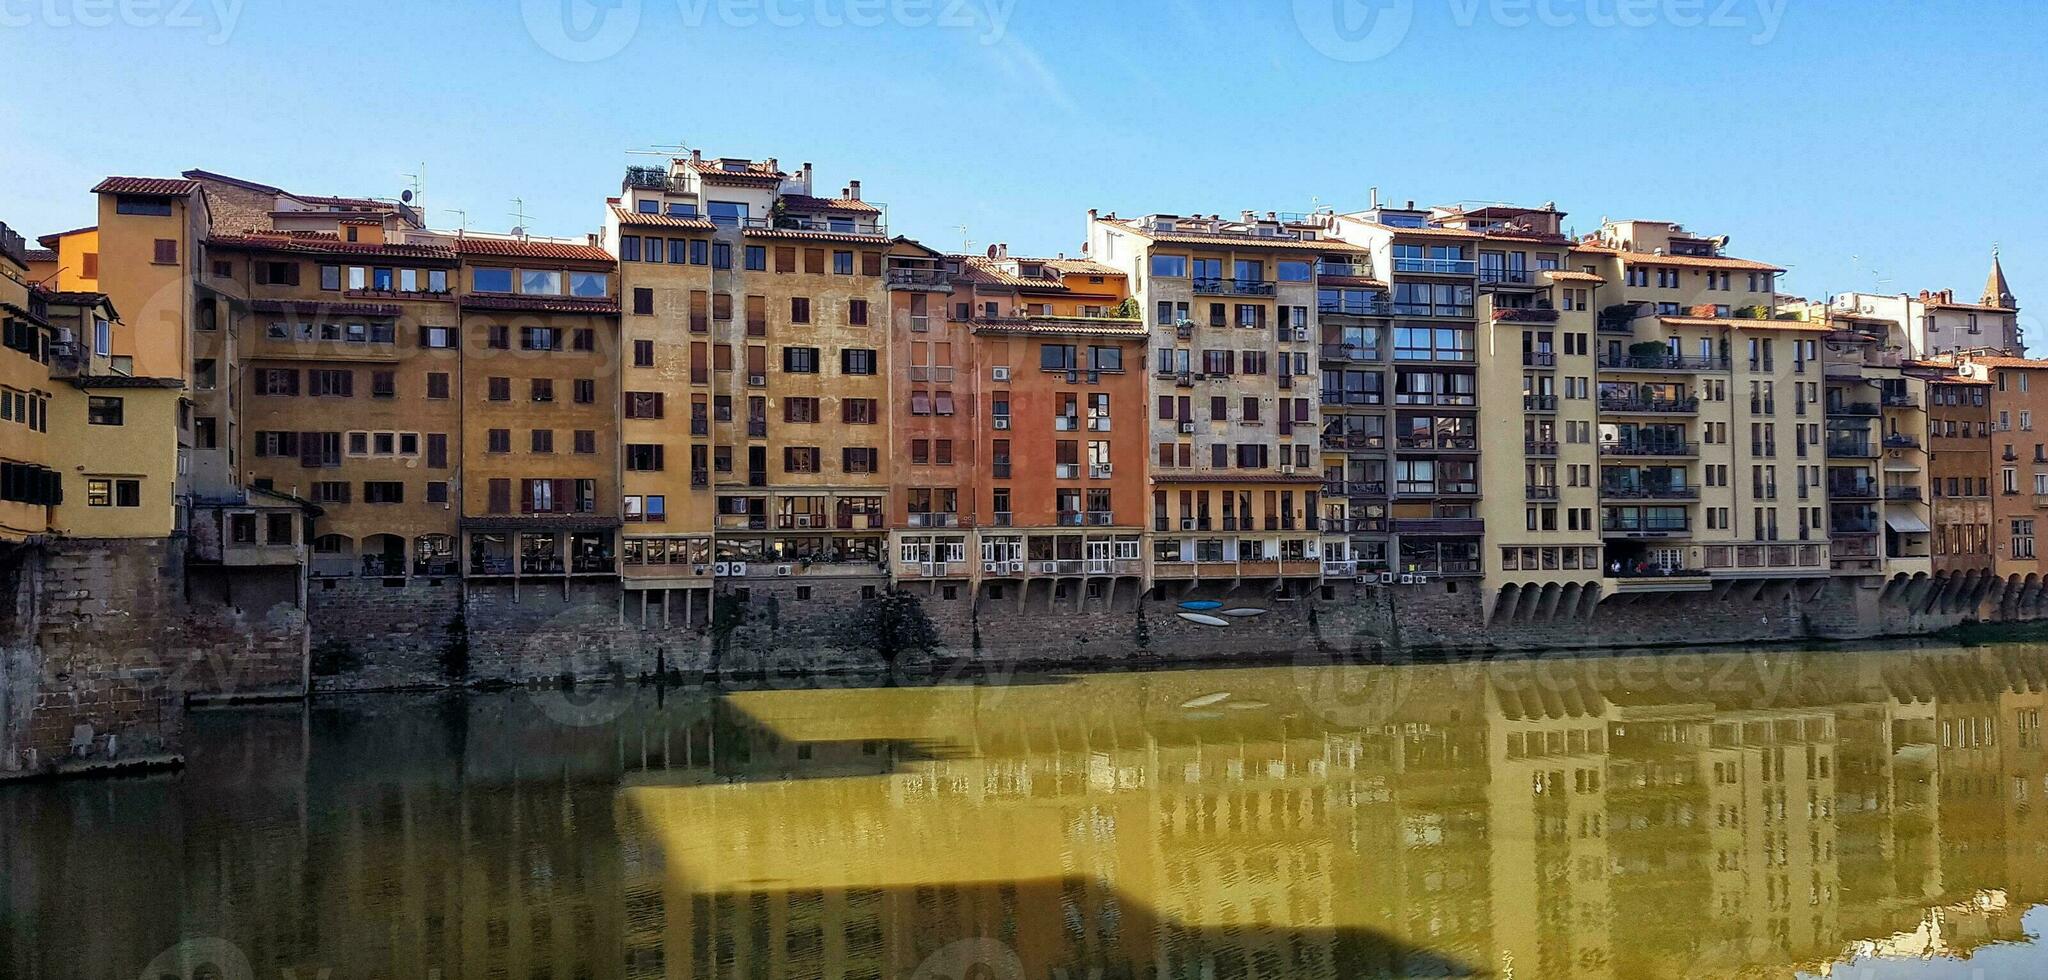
1369,187,1379,208
1405,200,1416,210
767,157,778,173
1266,211,1277,222
801,162,813,193
690,149,702,164
1241,210,1256,223
1087,208,1098,220
996,243,1008,259
848,180,861,201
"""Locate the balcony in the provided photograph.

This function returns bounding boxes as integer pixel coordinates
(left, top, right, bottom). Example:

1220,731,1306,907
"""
1601,516,1692,537
1882,392,1920,409
1523,351,1557,367
1192,277,1276,296
1831,518,1881,536
1321,343,1381,362
1322,559,1360,577
1321,433,1386,452
1524,440,1558,457
1599,484,1700,501
1392,257,1477,276
1396,434,1479,452
1493,307,1559,323
1391,518,1485,536
1478,267,1538,287
1526,485,1559,501
1826,439,1877,458
1333,480,1388,498
1086,510,1116,526
743,215,887,237
907,513,959,528
1884,485,1923,502
1318,297,1392,317
1523,394,1558,412
1828,479,1879,500
1825,402,1882,418
1598,396,1699,415
1598,353,1729,373
886,267,953,290
1882,434,1922,450
1600,441,1698,458
1315,259,1377,280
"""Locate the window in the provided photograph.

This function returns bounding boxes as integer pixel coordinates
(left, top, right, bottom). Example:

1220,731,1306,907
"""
1150,255,1187,278
488,428,511,453
783,347,820,373
626,444,665,471
833,250,854,275
473,268,514,293
419,325,457,349
633,339,655,367
363,482,405,504
86,396,124,425
745,245,766,271
531,429,554,453
790,297,811,323
530,378,554,403
848,299,869,325
520,270,563,295
574,379,595,404
309,370,353,397
371,371,396,399
841,348,877,375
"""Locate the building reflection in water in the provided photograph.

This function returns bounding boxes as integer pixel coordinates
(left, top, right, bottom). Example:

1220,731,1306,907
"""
4,646,2048,979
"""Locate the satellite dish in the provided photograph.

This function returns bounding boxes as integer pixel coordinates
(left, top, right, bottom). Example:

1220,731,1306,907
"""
986,244,998,259
510,226,525,237
401,189,414,203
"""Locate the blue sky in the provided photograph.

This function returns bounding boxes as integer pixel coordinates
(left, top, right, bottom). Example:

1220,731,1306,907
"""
2,0,2041,311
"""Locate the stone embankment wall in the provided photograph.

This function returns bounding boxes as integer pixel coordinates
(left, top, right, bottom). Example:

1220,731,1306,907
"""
0,538,308,781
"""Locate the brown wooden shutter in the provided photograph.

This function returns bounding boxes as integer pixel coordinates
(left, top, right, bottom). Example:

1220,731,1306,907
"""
553,478,575,514
860,251,882,276
745,295,766,336
489,479,511,514
690,343,708,385
518,479,535,513
427,433,447,469
300,431,321,468
689,290,708,333
712,293,732,320
774,247,796,273
713,344,733,371
803,248,824,274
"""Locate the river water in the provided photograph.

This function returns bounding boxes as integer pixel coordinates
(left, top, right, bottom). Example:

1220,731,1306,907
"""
6,643,2048,979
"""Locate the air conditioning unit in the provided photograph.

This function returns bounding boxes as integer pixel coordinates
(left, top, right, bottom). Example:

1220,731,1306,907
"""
713,562,732,577
1039,561,1060,574
993,418,1011,430
693,565,710,575
1355,575,1370,585
1280,464,1297,475
1293,326,1309,342
776,565,793,577
1009,560,1026,573
1379,571,1396,584
748,374,766,386
992,366,1011,381
1178,421,1196,434
1180,518,1196,530
730,562,748,577
1399,573,1416,584
984,561,1003,573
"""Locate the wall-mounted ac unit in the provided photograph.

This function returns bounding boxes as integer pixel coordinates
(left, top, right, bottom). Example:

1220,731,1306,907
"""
1379,571,1396,584
992,366,1011,381
1178,421,1196,433
713,562,732,577
776,565,793,576
730,562,748,577
994,418,1011,430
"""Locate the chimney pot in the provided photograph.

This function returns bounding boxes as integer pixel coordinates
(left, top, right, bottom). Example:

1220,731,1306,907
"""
1087,208,1098,220
690,149,702,163
848,179,861,200
1406,200,1416,210
767,158,778,172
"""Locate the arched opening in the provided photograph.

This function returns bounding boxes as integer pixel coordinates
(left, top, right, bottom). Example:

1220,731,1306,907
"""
414,534,456,576
361,533,406,577
311,533,355,578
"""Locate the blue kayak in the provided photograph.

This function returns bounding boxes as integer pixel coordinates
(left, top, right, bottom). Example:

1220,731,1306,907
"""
1178,600,1223,611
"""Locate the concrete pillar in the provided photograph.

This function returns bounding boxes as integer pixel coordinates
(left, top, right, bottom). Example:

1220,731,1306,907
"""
1535,582,1564,624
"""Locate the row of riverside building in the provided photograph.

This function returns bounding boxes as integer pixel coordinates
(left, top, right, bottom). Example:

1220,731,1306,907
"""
3,152,2034,630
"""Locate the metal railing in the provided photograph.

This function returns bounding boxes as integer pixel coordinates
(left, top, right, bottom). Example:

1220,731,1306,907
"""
1601,441,1698,457
1392,257,1477,275
1192,277,1276,296
1598,396,1700,414
1598,353,1729,372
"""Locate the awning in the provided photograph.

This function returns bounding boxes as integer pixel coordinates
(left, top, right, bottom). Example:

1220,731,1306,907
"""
1885,509,1930,534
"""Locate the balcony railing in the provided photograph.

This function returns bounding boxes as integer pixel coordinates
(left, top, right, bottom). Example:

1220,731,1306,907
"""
1390,517,1485,536
1601,516,1692,535
1478,268,1537,286
1825,402,1882,418
1826,440,1876,457
1494,307,1559,323
1392,257,1477,276
1396,435,1479,452
1321,343,1380,361
907,513,959,528
1315,259,1376,279
1883,434,1921,450
743,216,887,237
1599,484,1700,501
1599,396,1699,414
1523,351,1556,367
1831,519,1881,536
1882,393,1920,408
1598,353,1729,372
1828,480,1879,499
1523,394,1558,412
1600,441,1698,457
1524,440,1558,456
1884,486,1923,501
1318,298,1392,317
1526,485,1559,500
1193,277,1276,296
886,267,952,289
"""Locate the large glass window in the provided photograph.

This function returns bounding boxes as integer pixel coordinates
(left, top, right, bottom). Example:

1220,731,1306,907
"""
1150,254,1187,278
569,272,608,297
520,270,562,295
473,268,513,293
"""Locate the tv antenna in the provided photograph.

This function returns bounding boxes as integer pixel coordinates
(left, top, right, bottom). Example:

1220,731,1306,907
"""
443,208,468,231
400,164,425,216
956,224,973,254
627,141,690,158
510,198,530,237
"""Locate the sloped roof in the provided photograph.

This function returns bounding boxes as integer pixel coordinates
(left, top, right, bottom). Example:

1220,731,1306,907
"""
93,176,199,197
452,236,613,263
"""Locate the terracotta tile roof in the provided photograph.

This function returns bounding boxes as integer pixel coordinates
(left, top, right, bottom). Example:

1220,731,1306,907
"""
778,194,881,215
1920,373,1993,386
1132,230,1367,254
208,233,457,261
0,302,50,328
453,236,614,264
1353,222,1485,240
37,225,95,248
1960,355,2048,369
459,294,620,316
685,160,786,186
957,256,1074,291
1150,472,1327,486
249,299,405,318
23,248,55,264
1658,315,1830,332
1616,250,1783,273
1544,270,1605,284
37,289,113,308
93,176,199,197
1044,258,1124,278
609,205,716,231
1927,298,2012,313
742,226,889,244
968,316,1146,338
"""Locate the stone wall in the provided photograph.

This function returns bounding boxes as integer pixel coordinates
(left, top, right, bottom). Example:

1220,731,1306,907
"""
307,577,463,691
1,537,311,781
